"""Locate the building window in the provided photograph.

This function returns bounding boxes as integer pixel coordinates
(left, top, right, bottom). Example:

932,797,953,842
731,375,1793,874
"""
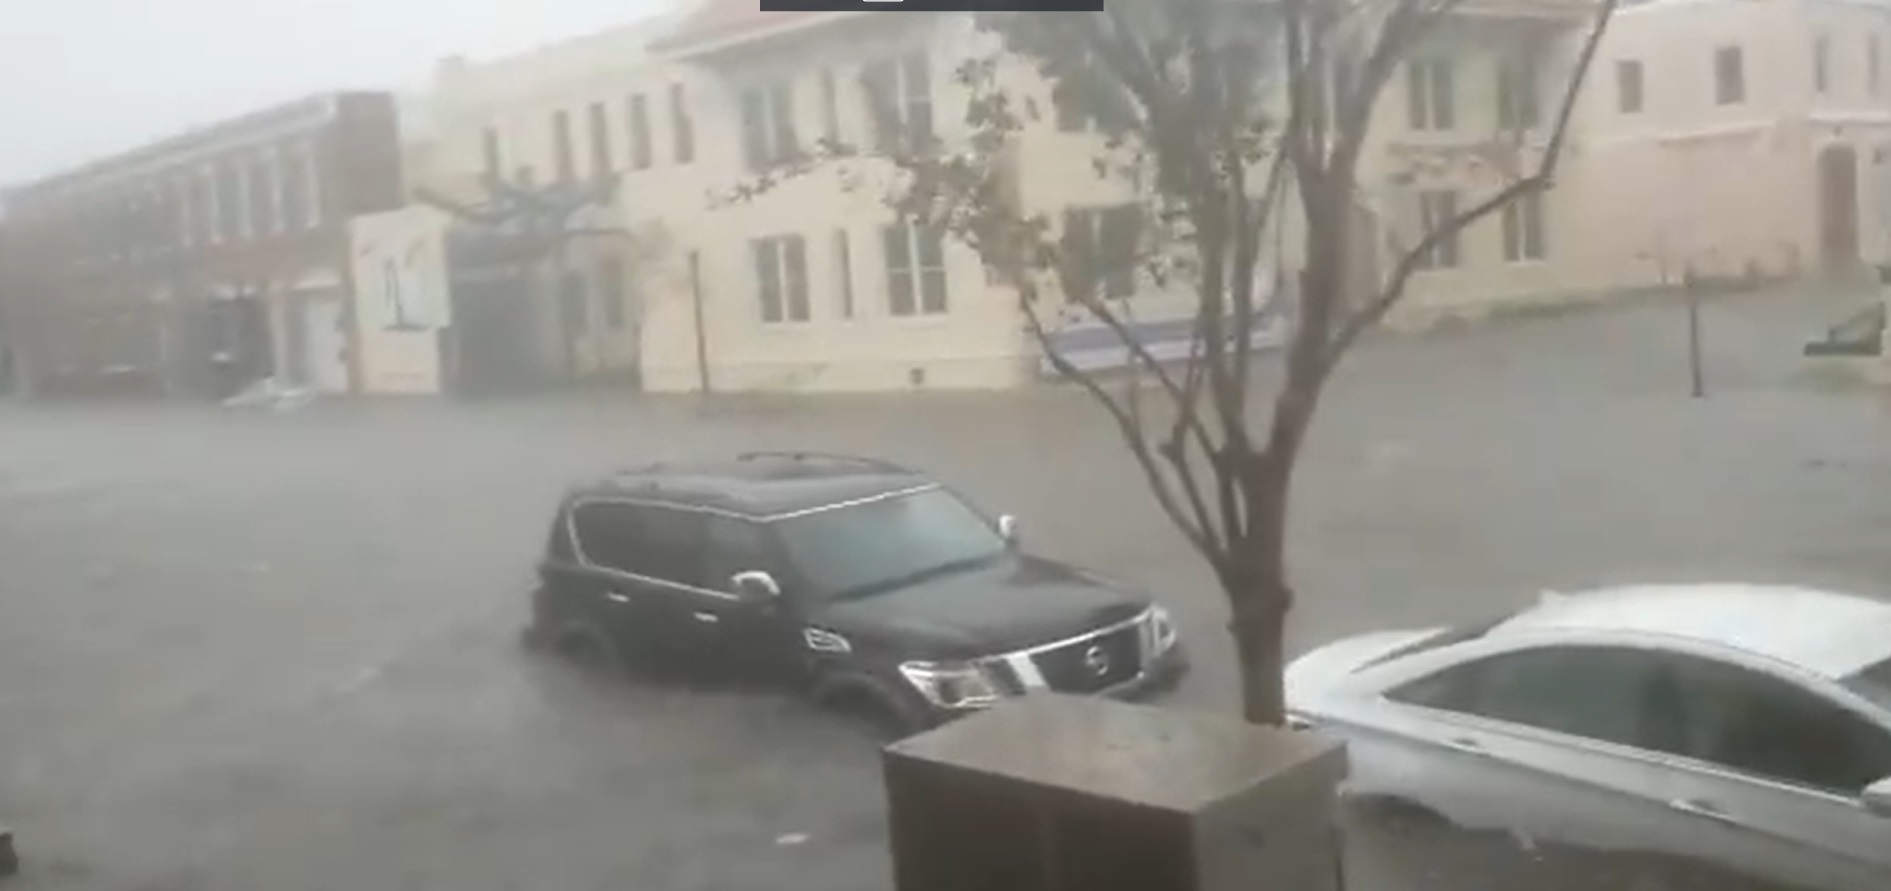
1871,36,1882,96
175,176,195,247
834,229,855,318
303,146,324,228
1715,45,1745,105
219,163,244,241
884,223,948,316
1814,35,1830,94
281,148,308,232
598,256,628,329
1501,192,1545,262
1053,47,1101,132
233,160,254,239
202,167,222,244
1415,189,1460,269
670,83,694,164
247,154,273,238
482,127,504,182
1061,204,1142,300
819,67,841,146
587,102,613,178
864,51,933,150
1406,58,1455,131
628,93,653,170
751,235,810,323
1496,56,1539,130
552,109,576,181
741,84,796,169
1616,59,1644,113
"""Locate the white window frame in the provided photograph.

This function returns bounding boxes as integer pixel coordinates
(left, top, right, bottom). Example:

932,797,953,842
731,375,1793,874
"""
1501,192,1545,263
1407,58,1455,131
752,234,810,324
203,165,222,244
741,84,796,169
1815,34,1831,94
1415,189,1460,270
883,223,948,317
302,145,323,229
891,52,932,146
834,228,855,319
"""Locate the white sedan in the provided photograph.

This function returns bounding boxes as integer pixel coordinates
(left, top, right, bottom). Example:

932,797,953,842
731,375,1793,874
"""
1285,583,1891,891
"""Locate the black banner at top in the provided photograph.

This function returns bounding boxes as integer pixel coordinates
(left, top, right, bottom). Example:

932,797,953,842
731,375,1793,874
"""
761,0,1105,11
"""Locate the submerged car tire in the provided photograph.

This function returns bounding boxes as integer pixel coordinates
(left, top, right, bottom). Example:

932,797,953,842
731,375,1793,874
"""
815,674,935,742
1352,795,1456,837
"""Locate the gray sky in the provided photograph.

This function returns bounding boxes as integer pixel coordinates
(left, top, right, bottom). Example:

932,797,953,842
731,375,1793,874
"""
0,0,675,186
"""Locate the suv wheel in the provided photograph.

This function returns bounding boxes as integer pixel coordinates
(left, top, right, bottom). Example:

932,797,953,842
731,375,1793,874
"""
821,676,933,742
548,621,626,682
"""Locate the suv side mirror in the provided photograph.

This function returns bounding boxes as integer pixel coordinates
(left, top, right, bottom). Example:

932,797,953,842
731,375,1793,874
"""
1863,777,1891,817
997,514,1020,548
731,570,781,602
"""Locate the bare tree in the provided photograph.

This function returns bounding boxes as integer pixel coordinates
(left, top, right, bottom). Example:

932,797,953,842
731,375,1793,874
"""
729,0,1616,725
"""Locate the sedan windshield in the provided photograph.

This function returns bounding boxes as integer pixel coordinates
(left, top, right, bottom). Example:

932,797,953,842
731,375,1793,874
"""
1844,656,1891,713
775,487,1007,601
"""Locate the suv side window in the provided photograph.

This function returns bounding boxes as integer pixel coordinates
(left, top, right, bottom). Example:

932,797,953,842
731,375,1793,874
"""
571,501,707,588
1389,645,1665,749
1662,654,1891,795
702,516,776,594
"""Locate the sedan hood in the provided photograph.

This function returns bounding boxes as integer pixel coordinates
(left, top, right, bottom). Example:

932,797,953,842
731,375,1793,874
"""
1285,628,1445,704
813,555,1149,660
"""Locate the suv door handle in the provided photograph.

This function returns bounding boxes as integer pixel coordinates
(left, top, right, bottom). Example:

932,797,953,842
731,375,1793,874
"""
1668,798,1739,825
604,590,631,605
691,611,719,624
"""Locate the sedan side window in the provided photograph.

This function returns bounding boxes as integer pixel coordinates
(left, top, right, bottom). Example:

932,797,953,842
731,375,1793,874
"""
1663,655,1891,795
1389,646,1667,750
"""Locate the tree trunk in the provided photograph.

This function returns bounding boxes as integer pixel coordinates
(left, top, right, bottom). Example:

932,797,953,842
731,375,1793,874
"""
1228,585,1292,725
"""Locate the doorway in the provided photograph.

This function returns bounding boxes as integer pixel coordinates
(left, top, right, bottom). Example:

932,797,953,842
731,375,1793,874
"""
1818,143,1861,268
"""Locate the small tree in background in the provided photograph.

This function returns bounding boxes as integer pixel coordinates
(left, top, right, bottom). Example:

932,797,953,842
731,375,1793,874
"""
733,0,1617,724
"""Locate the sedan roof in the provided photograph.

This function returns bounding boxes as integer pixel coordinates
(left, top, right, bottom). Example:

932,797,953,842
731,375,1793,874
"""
1492,584,1891,679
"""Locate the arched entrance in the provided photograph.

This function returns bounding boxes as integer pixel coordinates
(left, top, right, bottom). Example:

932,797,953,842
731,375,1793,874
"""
1818,143,1861,268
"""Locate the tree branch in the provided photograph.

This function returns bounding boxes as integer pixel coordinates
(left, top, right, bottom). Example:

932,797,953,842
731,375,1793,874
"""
1017,279,1225,562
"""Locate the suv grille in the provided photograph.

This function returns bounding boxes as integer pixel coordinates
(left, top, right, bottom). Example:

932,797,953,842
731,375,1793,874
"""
1031,622,1143,693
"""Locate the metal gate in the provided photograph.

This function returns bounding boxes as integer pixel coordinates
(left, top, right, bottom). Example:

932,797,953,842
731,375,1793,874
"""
447,269,550,398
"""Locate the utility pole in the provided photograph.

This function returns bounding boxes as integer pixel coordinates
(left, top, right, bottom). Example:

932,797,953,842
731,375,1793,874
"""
1684,268,1705,399
689,250,712,396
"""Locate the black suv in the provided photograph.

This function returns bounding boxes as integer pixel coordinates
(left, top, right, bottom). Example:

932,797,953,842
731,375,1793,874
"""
524,451,1189,734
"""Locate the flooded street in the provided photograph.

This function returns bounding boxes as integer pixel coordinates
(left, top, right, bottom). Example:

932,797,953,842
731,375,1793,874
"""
3,288,1889,890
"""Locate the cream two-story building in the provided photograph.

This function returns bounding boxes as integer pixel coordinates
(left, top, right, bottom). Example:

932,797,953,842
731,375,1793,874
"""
1569,0,1891,289
356,0,1611,394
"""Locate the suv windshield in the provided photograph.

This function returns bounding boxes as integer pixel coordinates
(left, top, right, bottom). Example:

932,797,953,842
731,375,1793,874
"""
1844,655,1891,713
775,487,1007,601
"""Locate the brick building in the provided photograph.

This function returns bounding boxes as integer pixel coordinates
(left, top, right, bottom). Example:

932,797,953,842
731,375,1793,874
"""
1,93,403,398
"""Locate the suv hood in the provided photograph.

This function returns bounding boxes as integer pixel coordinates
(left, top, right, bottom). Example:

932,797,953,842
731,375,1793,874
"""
812,555,1149,660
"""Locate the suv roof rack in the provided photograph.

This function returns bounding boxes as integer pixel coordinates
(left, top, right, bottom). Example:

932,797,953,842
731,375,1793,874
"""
736,451,912,474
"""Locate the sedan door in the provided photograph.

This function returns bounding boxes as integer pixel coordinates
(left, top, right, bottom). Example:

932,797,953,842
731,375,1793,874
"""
1649,653,1891,891
1366,644,1704,857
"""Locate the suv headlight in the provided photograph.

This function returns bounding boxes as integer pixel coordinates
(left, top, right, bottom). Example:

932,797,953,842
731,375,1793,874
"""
1144,606,1179,656
898,660,1004,709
